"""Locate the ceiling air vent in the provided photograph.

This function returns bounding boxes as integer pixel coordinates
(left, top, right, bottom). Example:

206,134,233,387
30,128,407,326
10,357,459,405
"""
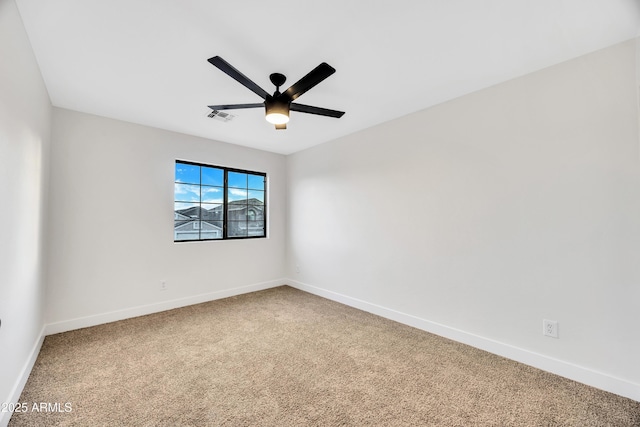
207,110,236,122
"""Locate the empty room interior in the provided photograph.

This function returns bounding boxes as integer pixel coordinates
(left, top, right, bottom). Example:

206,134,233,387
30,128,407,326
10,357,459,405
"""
2,0,640,425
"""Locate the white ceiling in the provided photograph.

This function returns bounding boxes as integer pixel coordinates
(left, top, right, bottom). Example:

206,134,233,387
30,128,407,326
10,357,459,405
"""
15,0,640,155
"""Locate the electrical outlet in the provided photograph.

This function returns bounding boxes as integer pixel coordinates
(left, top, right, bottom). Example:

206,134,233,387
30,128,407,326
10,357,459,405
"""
543,319,558,338
160,280,167,291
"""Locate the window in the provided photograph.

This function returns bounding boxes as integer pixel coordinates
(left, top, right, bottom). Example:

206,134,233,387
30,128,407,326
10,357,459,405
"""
174,160,266,241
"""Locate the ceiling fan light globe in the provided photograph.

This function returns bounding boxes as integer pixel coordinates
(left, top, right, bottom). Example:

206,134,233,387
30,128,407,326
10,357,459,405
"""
265,112,290,125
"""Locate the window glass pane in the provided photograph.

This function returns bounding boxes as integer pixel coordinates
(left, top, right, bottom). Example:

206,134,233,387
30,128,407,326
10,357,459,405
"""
174,202,201,219
174,183,200,202
227,202,247,221
174,202,198,212
174,233,198,241
175,163,200,184
247,206,264,220
200,220,223,240
227,221,248,237
228,171,247,188
201,186,224,203
248,174,264,190
248,220,265,236
227,188,247,203
201,203,223,221
247,190,264,204
202,167,223,186
174,220,201,241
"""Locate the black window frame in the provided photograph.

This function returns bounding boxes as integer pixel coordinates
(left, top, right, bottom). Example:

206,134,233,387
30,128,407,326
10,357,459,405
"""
174,160,267,242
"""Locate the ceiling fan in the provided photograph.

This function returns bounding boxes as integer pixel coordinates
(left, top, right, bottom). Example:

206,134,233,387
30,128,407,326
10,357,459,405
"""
207,56,345,130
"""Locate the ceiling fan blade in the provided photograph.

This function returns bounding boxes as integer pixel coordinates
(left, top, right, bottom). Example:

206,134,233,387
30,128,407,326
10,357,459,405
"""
290,103,345,118
283,63,336,101
207,56,270,100
275,123,287,130
208,103,264,110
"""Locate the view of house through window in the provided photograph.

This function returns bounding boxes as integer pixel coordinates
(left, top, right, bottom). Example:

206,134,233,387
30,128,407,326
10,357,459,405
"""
174,160,266,241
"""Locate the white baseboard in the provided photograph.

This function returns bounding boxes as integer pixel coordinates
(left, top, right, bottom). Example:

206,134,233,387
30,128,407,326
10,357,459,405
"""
285,279,640,402
0,326,46,427
44,279,285,336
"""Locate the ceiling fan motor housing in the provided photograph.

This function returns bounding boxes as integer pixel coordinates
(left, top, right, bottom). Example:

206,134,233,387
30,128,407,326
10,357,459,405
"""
265,95,290,125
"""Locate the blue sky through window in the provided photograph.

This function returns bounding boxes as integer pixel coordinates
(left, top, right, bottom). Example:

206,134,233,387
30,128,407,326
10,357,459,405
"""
175,164,224,205
175,163,200,184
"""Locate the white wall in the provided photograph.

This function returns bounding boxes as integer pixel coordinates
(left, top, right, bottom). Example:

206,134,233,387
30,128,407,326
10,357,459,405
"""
0,0,51,423
46,108,286,329
286,39,640,399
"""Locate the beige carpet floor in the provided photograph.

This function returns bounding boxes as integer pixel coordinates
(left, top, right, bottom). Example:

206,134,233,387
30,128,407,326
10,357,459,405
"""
9,286,640,426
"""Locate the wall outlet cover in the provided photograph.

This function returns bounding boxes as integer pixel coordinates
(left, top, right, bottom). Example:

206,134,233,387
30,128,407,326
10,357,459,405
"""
543,319,559,338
